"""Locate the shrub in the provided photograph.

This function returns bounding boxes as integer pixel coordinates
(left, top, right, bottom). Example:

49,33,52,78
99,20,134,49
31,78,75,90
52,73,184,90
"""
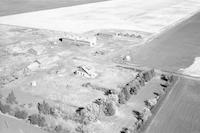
6,90,17,104
28,114,46,127
15,110,28,119
0,101,11,114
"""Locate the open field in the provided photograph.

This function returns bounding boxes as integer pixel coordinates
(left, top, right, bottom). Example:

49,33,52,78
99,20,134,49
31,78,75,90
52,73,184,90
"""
124,12,200,75
0,0,108,16
0,0,200,34
146,77,200,133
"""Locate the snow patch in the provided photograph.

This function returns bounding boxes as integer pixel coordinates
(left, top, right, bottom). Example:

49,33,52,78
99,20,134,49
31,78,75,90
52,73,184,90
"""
180,57,200,77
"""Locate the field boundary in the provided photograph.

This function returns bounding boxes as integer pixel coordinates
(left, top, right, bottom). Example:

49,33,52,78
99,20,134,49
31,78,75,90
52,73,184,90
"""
145,10,200,44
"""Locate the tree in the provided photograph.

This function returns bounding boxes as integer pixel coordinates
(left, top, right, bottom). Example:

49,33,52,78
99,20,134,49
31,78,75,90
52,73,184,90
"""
122,87,131,101
15,110,28,119
54,125,70,133
37,100,51,115
6,90,17,104
103,101,116,116
54,125,63,132
28,114,46,127
132,110,143,121
118,92,126,104
0,91,2,99
0,101,11,114
130,86,138,95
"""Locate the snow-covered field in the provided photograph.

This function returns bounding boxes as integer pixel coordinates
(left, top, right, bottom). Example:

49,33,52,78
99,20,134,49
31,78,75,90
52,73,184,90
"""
180,57,200,77
0,0,200,34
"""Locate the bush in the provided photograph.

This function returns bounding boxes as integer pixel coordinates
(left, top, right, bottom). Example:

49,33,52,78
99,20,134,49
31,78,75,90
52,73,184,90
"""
0,101,11,114
6,90,17,104
28,114,46,127
15,110,28,119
